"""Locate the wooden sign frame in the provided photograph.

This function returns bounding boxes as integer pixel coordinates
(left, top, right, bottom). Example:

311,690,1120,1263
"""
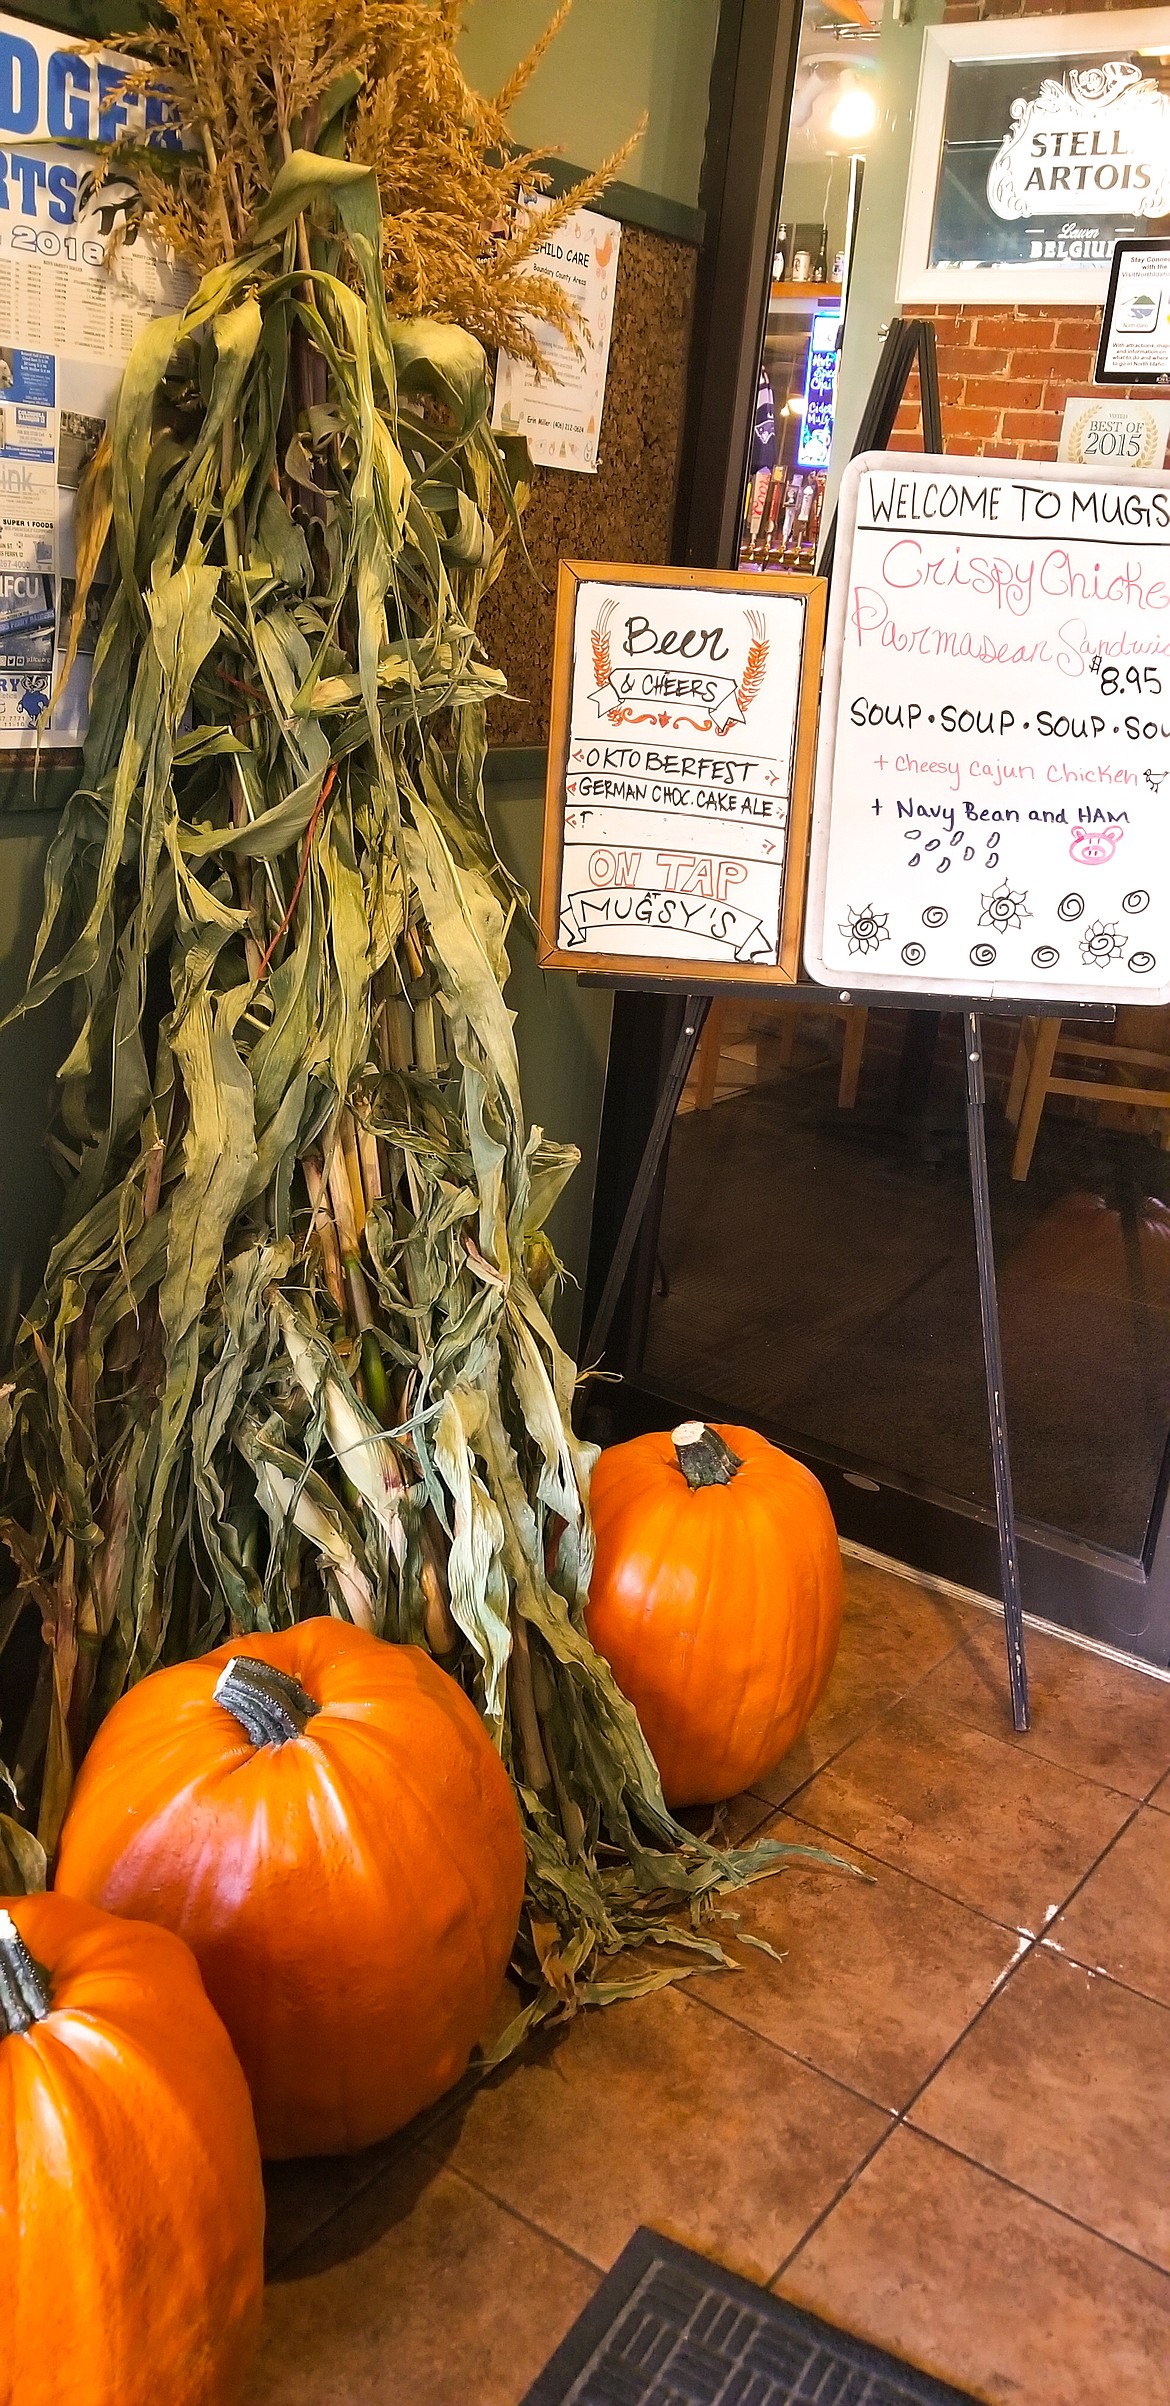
538,560,826,987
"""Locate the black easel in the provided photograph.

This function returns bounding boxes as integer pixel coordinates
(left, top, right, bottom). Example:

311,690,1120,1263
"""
584,979,1108,1736
581,322,1052,1730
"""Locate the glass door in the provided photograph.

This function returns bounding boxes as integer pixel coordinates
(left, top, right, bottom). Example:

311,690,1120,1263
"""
582,0,1170,1669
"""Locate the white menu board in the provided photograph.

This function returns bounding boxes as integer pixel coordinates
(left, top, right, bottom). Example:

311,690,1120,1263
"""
805,453,1170,1006
539,562,825,985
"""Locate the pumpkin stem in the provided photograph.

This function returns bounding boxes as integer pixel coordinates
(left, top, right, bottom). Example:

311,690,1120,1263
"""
672,1422,743,1490
213,1656,321,1747
0,1908,51,2036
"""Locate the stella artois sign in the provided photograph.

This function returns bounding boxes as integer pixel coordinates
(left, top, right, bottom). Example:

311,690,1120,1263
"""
987,63,1170,223
898,11,1170,304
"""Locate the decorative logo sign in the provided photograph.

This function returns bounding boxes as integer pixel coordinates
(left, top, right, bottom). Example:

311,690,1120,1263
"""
898,11,1170,305
987,63,1170,226
1059,394,1170,465
538,562,826,987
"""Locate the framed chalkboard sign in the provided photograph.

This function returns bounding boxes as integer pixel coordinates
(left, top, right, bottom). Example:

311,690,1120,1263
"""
538,561,825,985
804,451,1170,1008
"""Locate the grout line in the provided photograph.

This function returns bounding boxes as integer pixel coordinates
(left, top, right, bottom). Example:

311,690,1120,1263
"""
732,1809,1026,1939
1035,1929,1170,2021
841,1539,1170,1686
435,2158,607,2282
766,2116,900,2292
762,1795,1152,2287
780,1670,1146,1829
681,1977,904,2128
265,2146,427,2278
264,2088,472,2277
749,1632,979,1818
879,2126,1170,2287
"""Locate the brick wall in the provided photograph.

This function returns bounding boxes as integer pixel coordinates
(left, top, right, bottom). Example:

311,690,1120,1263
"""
890,0,1153,458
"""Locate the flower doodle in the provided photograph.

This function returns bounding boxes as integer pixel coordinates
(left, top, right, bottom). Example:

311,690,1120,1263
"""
840,903,889,957
1080,920,1125,970
979,881,1030,934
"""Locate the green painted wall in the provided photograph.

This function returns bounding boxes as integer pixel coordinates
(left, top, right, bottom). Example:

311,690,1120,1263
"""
458,0,719,210
0,0,715,1362
488,761,613,1356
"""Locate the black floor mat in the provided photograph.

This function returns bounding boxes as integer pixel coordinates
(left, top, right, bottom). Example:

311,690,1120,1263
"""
521,2228,981,2406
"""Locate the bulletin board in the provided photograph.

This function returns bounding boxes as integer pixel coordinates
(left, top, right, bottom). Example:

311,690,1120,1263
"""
479,225,698,749
538,559,826,985
804,450,1170,1008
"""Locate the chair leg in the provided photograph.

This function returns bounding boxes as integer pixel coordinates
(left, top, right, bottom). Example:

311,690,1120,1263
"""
774,1009,800,1071
1005,1017,1036,1127
694,999,727,1112
838,1008,867,1109
1010,1017,1061,1180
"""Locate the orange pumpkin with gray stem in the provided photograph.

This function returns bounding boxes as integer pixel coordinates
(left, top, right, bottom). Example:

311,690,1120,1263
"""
586,1422,842,1807
0,1890,264,2406
54,1620,526,2158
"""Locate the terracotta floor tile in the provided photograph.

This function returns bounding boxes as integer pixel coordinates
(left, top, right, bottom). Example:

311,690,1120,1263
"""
787,1698,1131,1927
911,1946,1170,2270
1051,1809,1170,2008
753,1562,975,1807
437,1980,888,2283
263,2143,402,2275
782,2124,1170,2406
677,1789,776,1846
1150,1767,1170,1813
245,2153,595,2406
913,1619,1170,1799
688,1813,1021,2111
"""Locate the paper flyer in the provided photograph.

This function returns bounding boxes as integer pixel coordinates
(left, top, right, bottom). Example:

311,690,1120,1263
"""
0,9,189,749
491,201,620,474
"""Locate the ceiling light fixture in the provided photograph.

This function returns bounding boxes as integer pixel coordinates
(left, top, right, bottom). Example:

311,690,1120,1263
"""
828,84,878,141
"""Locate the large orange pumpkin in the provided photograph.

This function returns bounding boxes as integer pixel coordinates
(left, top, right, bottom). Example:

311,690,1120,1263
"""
587,1422,842,1807
55,1621,526,2158
0,1890,264,2406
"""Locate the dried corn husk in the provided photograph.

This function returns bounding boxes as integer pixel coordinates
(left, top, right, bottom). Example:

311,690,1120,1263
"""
0,3,838,1991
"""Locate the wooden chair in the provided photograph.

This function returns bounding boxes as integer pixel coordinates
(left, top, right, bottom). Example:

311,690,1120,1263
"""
1006,1015,1170,1179
693,997,868,1113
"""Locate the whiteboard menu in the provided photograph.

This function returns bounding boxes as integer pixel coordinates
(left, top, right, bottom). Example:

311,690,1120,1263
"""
805,453,1170,1007
539,563,825,985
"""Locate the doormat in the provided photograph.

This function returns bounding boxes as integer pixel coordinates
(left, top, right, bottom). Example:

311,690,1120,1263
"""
520,2227,981,2406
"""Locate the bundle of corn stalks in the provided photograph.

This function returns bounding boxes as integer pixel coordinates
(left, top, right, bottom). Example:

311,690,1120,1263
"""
0,0,817,2020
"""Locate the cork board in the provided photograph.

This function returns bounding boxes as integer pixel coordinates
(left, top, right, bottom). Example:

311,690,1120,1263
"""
479,224,698,749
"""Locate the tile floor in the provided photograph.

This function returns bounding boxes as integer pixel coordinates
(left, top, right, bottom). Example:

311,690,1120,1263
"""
247,1558,1170,2406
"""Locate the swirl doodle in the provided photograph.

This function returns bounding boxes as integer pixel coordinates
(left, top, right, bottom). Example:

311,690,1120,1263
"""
1057,894,1085,923
921,906,948,929
901,941,926,967
970,943,997,968
1031,944,1060,969
1123,891,1151,915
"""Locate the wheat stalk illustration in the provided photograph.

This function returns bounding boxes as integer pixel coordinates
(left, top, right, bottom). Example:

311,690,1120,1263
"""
736,610,769,714
591,599,615,689
714,610,769,735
